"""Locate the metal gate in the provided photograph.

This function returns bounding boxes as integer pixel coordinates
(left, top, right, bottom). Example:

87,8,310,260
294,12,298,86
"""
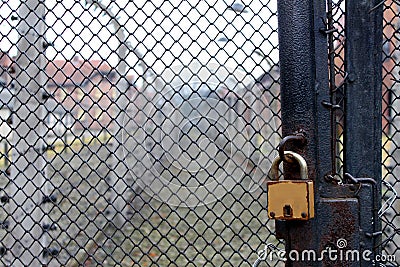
1,0,400,266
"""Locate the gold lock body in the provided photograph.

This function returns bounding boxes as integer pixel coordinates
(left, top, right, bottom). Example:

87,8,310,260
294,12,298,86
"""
267,151,315,220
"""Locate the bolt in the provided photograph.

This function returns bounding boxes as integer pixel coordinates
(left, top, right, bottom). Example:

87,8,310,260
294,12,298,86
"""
269,212,275,218
0,195,9,204
42,195,58,204
348,73,356,82
42,92,53,100
42,42,54,49
51,248,59,256
43,248,59,258
301,212,307,218
6,117,12,125
0,221,9,230
42,223,57,231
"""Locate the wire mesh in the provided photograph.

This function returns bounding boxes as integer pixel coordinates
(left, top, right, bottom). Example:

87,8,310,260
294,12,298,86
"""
382,1,400,262
328,0,346,182
0,0,282,266
2,0,398,266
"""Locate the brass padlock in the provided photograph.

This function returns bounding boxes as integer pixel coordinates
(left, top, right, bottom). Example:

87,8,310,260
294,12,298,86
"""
267,151,314,220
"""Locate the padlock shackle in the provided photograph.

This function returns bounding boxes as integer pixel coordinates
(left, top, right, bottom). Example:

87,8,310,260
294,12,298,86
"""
269,151,308,181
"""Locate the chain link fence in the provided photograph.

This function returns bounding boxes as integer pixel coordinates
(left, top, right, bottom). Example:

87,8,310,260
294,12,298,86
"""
1,0,282,266
327,0,346,183
382,0,400,263
1,0,399,266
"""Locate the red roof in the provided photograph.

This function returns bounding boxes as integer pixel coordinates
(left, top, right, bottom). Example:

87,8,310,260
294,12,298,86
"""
46,56,114,87
0,51,12,68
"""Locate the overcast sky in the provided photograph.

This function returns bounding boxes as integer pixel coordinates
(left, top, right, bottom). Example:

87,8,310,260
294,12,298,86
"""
1,0,278,78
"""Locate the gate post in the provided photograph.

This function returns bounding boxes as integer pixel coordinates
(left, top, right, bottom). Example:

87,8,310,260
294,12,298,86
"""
277,0,383,266
345,0,383,261
277,0,331,265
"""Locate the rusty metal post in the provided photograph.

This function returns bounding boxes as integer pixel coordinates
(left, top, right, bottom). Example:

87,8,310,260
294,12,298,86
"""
277,0,383,266
277,0,331,265
345,1,383,187
345,0,383,262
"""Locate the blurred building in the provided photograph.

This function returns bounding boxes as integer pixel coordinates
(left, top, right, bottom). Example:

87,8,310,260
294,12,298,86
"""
46,56,137,135
383,3,398,134
0,51,13,140
0,52,138,137
0,51,12,85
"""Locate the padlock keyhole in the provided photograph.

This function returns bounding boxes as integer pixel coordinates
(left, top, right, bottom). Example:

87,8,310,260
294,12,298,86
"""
283,204,293,217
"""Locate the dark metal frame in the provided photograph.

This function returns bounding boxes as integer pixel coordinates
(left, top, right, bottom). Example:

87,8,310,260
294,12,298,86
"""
277,0,383,266
345,0,383,263
277,0,334,265
0,0,390,265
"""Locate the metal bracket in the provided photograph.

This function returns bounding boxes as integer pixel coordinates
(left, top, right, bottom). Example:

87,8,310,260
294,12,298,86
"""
277,132,307,163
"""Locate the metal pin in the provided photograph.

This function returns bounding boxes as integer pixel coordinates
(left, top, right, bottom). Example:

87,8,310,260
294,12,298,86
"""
42,92,53,100
42,195,58,204
365,231,382,238
42,248,59,258
319,27,338,35
321,101,341,110
0,221,9,230
6,116,12,125
42,223,57,231
0,195,9,204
